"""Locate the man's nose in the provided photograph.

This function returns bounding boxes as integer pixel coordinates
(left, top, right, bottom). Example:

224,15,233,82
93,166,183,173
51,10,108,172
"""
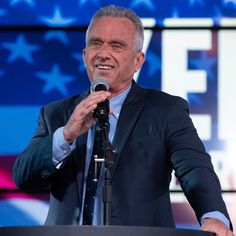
96,43,111,60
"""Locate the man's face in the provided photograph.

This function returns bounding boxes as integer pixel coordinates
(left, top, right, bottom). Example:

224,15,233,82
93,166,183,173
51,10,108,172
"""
83,16,144,96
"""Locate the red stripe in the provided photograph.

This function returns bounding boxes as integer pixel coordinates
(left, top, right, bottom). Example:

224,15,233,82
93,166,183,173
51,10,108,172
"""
0,155,49,201
0,155,17,189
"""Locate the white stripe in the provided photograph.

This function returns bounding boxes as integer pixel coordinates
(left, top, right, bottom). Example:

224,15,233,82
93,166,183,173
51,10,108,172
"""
1,199,49,224
164,18,213,27
220,18,236,26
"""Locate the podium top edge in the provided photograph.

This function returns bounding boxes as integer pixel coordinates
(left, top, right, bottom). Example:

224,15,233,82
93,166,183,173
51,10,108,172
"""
0,225,215,236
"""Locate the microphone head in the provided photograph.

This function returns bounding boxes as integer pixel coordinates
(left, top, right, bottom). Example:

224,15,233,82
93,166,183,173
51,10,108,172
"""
91,78,109,92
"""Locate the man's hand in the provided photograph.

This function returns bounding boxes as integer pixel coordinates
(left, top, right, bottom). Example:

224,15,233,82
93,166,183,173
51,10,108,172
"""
63,91,111,144
201,218,234,236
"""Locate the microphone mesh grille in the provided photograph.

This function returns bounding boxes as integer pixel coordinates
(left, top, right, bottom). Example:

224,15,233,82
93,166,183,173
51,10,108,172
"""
91,78,109,91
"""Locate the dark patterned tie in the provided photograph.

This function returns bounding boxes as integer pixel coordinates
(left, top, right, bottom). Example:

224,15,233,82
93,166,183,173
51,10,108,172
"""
83,124,103,225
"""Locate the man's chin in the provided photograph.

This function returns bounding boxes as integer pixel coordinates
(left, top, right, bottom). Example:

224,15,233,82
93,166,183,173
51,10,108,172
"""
93,71,114,80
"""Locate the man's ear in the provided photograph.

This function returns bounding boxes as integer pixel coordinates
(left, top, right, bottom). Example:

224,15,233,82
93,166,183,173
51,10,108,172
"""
134,52,145,72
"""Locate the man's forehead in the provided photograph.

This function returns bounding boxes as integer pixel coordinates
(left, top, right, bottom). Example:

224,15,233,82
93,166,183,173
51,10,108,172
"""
87,17,136,40
89,16,136,31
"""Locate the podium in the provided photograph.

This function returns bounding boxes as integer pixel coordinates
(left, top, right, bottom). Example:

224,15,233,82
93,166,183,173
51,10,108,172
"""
0,225,215,236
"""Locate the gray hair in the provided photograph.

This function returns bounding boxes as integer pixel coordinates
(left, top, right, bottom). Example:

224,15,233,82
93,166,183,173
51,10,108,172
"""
86,5,144,52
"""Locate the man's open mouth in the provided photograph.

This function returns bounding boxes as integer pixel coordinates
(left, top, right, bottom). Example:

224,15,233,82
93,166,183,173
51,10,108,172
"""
95,65,114,70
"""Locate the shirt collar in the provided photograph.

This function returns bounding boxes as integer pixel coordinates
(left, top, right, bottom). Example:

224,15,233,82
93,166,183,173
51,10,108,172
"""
109,84,131,120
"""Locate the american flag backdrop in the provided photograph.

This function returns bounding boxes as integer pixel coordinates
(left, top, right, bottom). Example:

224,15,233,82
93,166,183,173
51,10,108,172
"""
0,0,236,228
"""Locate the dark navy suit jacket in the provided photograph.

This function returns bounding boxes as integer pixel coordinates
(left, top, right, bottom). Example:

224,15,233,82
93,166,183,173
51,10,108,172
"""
13,81,230,227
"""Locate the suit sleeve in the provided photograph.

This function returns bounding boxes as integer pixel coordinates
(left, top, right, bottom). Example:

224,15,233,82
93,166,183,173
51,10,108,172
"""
165,97,231,224
13,107,57,191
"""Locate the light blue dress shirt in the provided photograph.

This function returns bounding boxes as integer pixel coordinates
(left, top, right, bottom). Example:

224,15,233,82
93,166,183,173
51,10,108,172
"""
52,85,229,227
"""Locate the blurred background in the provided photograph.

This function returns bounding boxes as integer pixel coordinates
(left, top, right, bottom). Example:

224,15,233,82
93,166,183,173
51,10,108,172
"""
0,0,236,229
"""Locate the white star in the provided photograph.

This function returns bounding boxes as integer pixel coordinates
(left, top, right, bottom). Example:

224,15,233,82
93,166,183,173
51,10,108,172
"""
2,34,40,63
36,64,75,96
39,6,76,27
130,0,155,11
0,9,6,16
44,31,69,44
189,0,205,7
172,8,179,18
224,0,236,3
10,0,35,7
78,0,100,5
190,51,217,80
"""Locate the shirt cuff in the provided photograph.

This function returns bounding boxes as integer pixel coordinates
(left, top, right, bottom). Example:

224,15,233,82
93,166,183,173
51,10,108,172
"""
201,211,230,228
52,126,76,168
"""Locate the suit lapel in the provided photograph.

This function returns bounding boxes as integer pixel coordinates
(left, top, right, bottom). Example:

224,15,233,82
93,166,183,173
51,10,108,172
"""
67,91,89,205
75,131,88,206
111,82,146,180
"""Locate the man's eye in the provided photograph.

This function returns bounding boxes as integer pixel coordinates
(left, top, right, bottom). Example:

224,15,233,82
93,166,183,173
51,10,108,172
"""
90,41,102,48
94,42,102,46
111,44,122,50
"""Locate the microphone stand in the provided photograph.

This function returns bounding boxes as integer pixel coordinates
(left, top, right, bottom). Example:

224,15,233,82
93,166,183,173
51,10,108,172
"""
97,117,115,225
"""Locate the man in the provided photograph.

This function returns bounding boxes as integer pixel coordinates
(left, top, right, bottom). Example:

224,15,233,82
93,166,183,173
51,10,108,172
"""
13,5,233,236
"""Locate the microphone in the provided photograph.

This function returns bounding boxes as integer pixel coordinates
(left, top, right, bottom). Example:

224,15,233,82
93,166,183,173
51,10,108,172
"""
91,78,110,125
